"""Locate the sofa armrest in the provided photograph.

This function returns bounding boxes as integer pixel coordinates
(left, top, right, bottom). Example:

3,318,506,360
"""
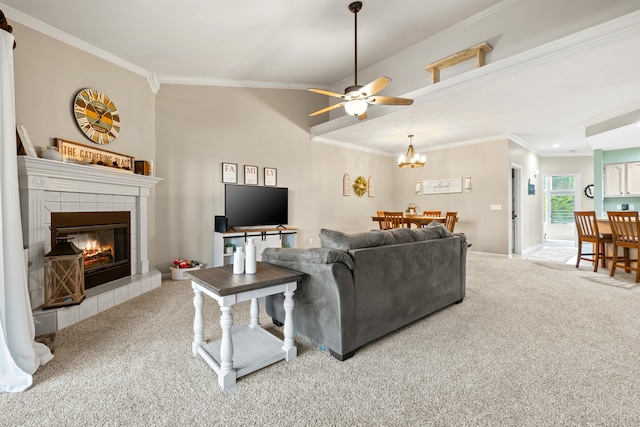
262,247,357,357
262,247,354,270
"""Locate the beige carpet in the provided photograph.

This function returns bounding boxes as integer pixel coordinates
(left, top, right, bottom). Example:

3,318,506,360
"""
2,253,640,426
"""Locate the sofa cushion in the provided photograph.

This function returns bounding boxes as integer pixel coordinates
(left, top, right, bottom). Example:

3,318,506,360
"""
321,222,455,251
262,247,355,270
380,227,416,245
320,229,384,251
414,221,454,239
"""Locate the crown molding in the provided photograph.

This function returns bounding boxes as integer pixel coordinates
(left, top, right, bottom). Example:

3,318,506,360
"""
156,75,315,91
1,3,158,92
310,136,392,157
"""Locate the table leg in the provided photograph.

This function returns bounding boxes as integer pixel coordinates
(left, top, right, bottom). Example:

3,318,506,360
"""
282,289,297,361
218,304,236,390
192,283,204,356
249,298,260,329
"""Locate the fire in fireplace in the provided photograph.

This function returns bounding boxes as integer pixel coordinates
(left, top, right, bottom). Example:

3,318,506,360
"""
50,212,131,289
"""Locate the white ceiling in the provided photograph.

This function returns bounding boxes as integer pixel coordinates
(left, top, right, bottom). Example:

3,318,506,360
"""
2,0,640,157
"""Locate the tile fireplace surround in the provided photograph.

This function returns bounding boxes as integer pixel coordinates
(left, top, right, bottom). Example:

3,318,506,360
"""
17,156,162,335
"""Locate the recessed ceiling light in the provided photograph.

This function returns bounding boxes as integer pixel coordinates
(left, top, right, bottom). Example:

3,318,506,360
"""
552,144,560,148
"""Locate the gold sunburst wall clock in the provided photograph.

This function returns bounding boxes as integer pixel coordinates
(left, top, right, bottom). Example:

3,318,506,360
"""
73,88,120,144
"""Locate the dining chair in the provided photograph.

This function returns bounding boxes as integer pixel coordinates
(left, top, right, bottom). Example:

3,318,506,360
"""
417,211,442,228
376,210,386,230
383,211,405,229
607,211,640,282
444,212,457,232
573,211,612,272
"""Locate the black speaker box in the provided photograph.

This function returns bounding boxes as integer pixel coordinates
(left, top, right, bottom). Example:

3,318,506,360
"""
214,216,227,233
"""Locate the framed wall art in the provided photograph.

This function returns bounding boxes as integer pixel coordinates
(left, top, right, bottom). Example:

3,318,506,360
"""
16,124,37,157
422,178,463,195
55,138,134,171
368,176,375,197
264,167,277,186
222,162,237,183
244,165,258,185
343,173,351,196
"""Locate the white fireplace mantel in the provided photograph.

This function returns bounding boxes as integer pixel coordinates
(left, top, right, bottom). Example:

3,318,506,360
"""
17,156,161,195
17,156,162,316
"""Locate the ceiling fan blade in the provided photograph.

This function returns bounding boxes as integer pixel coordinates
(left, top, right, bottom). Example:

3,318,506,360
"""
309,102,346,117
367,96,414,106
308,88,346,99
359,77,391,97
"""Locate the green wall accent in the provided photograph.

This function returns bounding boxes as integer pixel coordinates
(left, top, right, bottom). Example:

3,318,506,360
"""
603,148,640,163
594,150,604,217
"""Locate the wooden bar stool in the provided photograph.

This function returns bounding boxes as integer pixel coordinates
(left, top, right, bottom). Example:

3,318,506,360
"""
607,211,640,282
574,211,612,272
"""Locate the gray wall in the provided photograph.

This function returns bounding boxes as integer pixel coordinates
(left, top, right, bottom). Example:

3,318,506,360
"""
12,19,571,271
154,85,398,269
12,22,160,267
396,139,512,255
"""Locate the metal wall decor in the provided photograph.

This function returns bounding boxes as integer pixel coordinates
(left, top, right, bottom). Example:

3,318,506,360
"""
343,173,351,196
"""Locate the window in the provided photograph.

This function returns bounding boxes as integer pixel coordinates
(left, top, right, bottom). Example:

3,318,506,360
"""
544,175,575,224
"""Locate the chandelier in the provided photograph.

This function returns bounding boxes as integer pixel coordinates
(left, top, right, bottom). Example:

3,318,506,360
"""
398,135,426,168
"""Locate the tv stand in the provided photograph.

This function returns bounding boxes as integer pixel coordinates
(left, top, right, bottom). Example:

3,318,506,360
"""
213,227,298,267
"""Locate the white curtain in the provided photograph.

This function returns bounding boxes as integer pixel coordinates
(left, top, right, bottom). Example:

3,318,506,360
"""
0,30,53,393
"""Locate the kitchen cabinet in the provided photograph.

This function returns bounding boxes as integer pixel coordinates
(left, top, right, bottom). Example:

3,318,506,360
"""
603,162,640,197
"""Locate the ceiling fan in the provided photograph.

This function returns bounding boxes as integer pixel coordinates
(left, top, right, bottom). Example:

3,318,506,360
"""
308,1,413,120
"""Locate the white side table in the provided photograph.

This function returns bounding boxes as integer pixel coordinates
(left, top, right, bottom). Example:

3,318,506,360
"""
187,262,303,392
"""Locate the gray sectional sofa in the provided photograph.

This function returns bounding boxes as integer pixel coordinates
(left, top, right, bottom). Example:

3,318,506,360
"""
263,222,467,360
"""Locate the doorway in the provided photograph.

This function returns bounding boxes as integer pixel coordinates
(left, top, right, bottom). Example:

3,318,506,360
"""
542,174,581,244
511,165,522,254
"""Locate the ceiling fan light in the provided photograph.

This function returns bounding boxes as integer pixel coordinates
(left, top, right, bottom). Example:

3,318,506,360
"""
344,99,368,117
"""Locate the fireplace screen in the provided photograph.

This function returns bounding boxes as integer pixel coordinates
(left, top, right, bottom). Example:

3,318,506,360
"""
51,212,131,289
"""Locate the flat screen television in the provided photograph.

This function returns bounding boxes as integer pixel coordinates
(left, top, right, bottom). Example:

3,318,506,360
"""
224,184,289,229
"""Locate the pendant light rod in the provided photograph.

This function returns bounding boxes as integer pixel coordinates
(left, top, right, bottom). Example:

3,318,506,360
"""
349,2,362,86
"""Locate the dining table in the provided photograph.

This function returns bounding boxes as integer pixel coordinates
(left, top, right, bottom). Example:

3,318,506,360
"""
371,214,449,228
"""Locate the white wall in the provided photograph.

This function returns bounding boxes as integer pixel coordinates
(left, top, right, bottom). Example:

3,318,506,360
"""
508,141,543,251
330,0,640,109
